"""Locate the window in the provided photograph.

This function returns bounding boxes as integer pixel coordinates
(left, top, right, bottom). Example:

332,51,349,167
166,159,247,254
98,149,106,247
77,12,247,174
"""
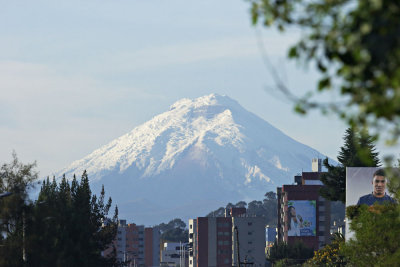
248,222,252,226
248,231,252,235
248,241,253,245
224,241,230,245
218,241,223,245
190,225,192,229
224,232,230,236
218,231,223,236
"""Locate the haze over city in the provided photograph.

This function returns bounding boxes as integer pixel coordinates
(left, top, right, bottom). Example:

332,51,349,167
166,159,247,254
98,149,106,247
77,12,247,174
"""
0,1,333,176
1,0,396,178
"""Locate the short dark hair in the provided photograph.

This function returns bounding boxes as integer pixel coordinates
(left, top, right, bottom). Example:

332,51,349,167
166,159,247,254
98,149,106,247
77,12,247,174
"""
373,168,386,178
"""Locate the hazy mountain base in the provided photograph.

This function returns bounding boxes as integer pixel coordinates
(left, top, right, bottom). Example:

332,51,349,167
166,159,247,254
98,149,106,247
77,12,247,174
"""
206,196,345,229
206,192,279,226
151,193,345,243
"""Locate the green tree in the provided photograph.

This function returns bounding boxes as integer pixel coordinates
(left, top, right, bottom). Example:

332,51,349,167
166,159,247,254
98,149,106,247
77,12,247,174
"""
387,170,400,204
235,200,247,208
267,241,314,266
320,127,380,203
248,0,400,145
0,153,38,267
264,191,277,201
247,2,400,264
206,193,278,226
342,204,400,266
304,233,346,267
157,218,188,243
26,171,118,266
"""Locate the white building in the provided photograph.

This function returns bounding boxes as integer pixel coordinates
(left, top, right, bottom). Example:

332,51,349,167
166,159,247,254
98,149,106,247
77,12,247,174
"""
161,242,188,267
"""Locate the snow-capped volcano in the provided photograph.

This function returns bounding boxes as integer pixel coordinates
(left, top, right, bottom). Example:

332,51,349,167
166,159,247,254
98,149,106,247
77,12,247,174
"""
57,94,327,225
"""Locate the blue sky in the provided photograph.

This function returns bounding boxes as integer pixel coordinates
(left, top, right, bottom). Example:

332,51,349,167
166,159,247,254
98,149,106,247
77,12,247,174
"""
3,0,392,177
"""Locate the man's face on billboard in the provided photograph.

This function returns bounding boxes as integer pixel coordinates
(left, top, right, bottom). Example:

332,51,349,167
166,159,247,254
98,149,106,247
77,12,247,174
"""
372,175,386,197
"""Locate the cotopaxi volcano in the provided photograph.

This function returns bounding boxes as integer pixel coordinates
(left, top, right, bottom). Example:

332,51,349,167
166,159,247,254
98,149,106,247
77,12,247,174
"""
57,94,328,225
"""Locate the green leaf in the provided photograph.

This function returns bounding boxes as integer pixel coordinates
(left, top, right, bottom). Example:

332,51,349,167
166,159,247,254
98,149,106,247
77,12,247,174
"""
317,60,327,72
288,46,298,58
318,77,331,91
294,104,307,114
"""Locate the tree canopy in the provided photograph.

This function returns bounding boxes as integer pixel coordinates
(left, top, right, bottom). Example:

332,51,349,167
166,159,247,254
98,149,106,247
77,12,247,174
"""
343,204,400,266
206,191,278,226
248,2,400,264
156,218,188,243
268,240,314,266
0,153,38,266
249,0,400,146
25,173,118,266
0,154,118,266
320,127,380,203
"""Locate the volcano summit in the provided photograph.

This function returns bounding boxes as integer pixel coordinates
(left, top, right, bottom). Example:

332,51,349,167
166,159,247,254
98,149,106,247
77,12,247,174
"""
57,94,327,224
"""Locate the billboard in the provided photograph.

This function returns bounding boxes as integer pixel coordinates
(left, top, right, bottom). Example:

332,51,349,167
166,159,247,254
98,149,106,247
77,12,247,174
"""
287,200,316,236
346,167,398,240
346,167,397,207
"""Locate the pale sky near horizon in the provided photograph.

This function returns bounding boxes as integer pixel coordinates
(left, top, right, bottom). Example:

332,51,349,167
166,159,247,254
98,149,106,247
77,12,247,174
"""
1,0,396,178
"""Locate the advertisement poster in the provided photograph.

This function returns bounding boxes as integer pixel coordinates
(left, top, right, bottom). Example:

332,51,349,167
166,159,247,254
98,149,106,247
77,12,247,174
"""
287,200,316,236
346,167,398,240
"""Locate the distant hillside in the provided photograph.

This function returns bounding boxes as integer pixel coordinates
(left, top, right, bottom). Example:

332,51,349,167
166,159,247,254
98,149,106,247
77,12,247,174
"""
206,195,345,229
206,191,278,227
154,193,345,243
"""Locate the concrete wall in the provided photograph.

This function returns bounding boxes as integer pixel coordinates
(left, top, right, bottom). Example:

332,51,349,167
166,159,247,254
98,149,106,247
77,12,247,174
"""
232,217,265,267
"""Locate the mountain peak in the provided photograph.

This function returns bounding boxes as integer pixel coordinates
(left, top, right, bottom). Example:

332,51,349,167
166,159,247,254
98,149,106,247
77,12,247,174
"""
169,93,240,111
57,94,328,225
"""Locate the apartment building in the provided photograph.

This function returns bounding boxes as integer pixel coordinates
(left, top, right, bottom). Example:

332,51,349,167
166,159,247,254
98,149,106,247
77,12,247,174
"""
145,227,161,267
160,242,188,267
277,159,331,250
103,220,160,267
188,208,265,267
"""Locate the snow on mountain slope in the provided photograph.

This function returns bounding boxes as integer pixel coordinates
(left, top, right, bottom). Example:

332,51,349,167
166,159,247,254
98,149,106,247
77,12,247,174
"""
57,94,328,224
